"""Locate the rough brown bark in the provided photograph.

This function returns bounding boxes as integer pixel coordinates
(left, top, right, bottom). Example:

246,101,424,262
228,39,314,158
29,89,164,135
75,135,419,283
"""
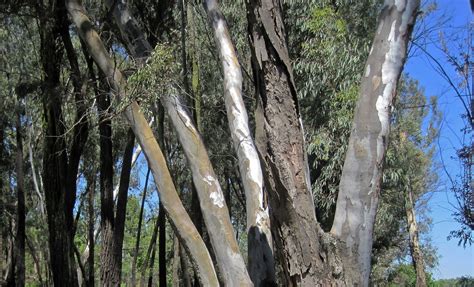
405,187,427,287
331,1,420,285
246,1,328,285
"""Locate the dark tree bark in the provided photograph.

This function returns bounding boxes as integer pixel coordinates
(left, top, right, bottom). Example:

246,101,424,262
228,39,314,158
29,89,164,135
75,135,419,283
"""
39,2,78,284
113,129,135,282
158,203,167,287
141,215,159,287
97,96,135,286
59,13,90,235
97,83,116,286
246,1,326,285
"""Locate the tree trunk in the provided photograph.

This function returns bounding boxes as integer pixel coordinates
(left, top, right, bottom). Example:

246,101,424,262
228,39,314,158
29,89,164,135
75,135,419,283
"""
141,215,159,287
97,82,117,286
25,234,43,285
405,187,427,287
28,126,45,217
113,129,135,283
39,3,78,284
4,219,15,286
67,2,218,284
158,203,167,287
204,1,275,284
331,1,420,285
163,93,252,285
246,1,327,285
103,0,250,284
15,91,25,287
131,168,151,286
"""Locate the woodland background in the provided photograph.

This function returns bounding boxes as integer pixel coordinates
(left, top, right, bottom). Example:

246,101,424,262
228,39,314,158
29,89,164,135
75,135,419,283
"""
0,0,472,286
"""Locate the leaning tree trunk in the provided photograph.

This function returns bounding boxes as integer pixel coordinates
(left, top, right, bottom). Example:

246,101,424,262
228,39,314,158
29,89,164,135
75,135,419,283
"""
66,1,218,285
204,1,274,284
330,1,420,285
104,0,251,284
110,129,135,285
405,186,427,287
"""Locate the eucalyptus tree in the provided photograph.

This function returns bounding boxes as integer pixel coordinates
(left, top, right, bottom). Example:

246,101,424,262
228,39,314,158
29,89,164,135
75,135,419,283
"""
1,0,425,285
65,0,219,285
246,0,420,285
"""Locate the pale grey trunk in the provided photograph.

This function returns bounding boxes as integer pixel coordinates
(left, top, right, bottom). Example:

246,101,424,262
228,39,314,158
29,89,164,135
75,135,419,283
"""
66,1,218,285
163,94,252,286
330,1,420,285
405,187,427,287
104,0,252,284
204,0,274,284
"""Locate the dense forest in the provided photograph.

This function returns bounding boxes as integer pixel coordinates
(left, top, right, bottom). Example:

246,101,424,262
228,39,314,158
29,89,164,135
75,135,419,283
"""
0,0,472,286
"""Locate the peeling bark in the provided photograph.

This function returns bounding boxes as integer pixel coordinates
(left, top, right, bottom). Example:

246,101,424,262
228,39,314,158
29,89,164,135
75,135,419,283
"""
66,1,218,285
103,0,251,284
204,1,274,284
246,0,331,285
163,94,252,286
331,1,420,285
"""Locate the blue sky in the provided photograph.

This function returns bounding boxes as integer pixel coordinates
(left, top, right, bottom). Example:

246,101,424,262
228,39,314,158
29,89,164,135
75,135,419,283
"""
405,0,473,279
